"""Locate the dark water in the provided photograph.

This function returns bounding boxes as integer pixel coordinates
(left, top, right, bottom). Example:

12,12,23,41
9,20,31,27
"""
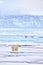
0,35,43,43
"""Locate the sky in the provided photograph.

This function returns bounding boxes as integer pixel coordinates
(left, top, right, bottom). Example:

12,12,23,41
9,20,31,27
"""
0,0,43,15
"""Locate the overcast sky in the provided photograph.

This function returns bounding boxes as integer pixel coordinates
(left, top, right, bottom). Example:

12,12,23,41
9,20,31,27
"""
0,0,43,15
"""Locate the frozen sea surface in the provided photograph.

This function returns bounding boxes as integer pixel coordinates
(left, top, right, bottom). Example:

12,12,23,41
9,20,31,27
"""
0,15,43,64
0,44,43,64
